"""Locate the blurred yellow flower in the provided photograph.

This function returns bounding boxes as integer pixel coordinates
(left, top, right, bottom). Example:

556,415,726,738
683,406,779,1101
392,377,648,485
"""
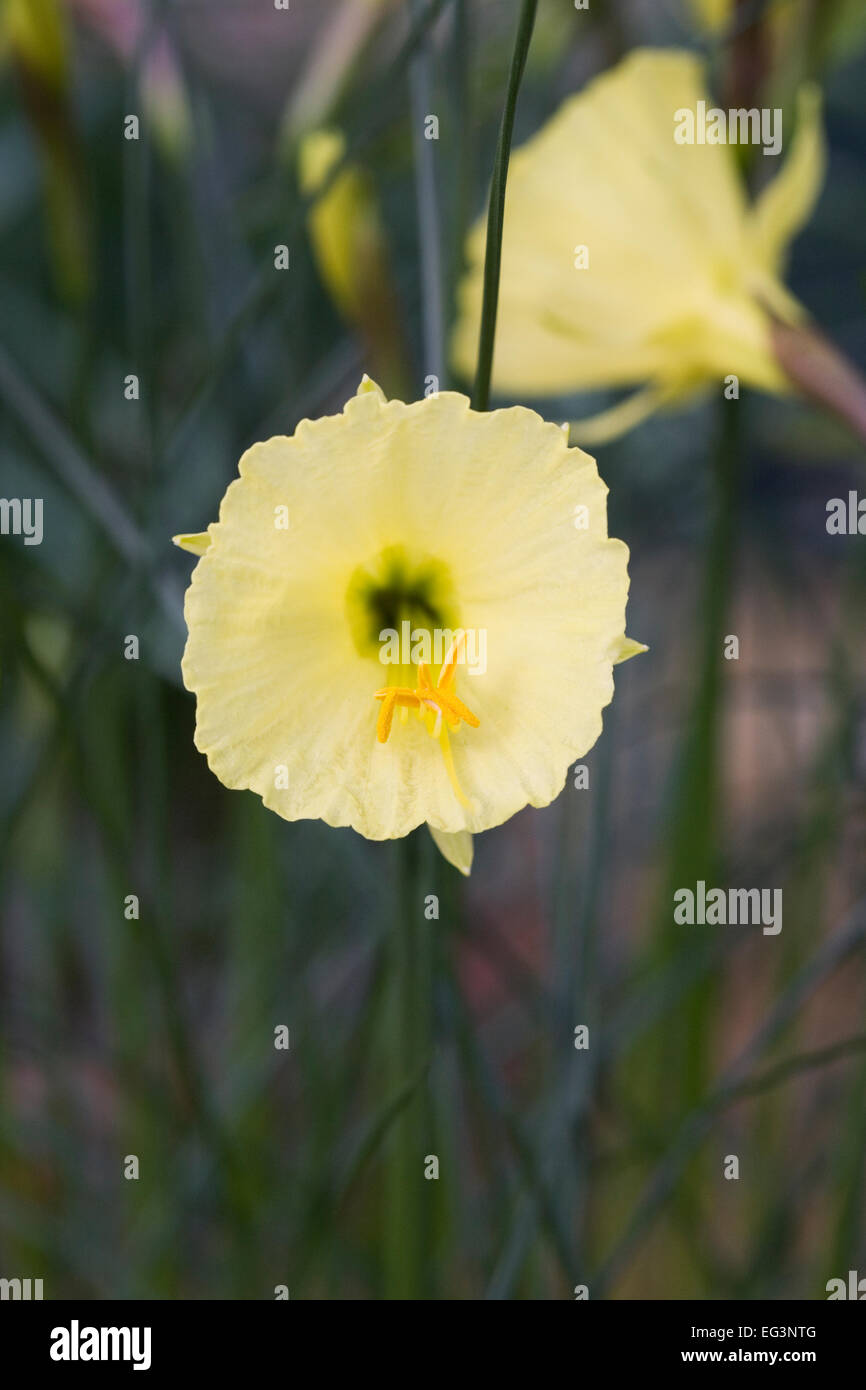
451,49,825,442
2,0,67,85
174,379,642,873
298,127,409,398
1,0,90,302
686,0,732,33
299,128,385,322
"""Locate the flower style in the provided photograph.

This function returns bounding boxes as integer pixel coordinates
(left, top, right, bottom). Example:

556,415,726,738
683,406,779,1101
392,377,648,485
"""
174,379,643,874
451,49,825,442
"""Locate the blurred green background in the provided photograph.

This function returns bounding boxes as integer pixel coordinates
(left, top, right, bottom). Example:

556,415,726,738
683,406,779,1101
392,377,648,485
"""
2,0,866,1300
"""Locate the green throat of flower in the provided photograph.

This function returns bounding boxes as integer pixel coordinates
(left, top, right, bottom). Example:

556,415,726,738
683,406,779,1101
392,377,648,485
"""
345,544,457,659
345,545,478,811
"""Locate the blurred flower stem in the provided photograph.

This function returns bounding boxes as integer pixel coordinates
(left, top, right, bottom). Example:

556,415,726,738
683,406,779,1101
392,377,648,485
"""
471,0,539,412
654,398,742,1117
447,0,472,359
279,0,392,154
409,0,445,385
381,3,450,1296
384,831,432,1299
381,0,540,1298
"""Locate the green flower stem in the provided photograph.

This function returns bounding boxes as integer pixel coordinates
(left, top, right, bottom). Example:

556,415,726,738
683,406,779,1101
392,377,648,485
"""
384,831,432,1299
656,397,742,1116
471,0,538,412
409,0,445,386
448,0,473,361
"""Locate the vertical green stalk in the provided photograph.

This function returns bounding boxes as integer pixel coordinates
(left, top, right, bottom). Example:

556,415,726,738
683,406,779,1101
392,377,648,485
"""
448,0,472,373
384,831,432,1298
124,14,156,512
409,0,445,385
657,397,742,1115
471,0,538,411
620,399,743,1273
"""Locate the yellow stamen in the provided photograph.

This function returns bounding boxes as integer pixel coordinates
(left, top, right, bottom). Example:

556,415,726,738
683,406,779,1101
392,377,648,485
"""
372,642,479,807
375,689,397,743
374,685,420,743
438,630,467,691
432,687,480,729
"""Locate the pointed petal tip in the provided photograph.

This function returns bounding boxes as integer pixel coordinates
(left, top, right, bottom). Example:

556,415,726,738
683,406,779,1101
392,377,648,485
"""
173,531,211,557
614,635,649,665
356,374,387,401
428,824,474,876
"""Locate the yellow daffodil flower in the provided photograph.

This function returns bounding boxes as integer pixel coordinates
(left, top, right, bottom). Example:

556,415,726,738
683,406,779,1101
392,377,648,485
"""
451,49,825,443
298,128,382,323
298,127,409,399
174,379,643,874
